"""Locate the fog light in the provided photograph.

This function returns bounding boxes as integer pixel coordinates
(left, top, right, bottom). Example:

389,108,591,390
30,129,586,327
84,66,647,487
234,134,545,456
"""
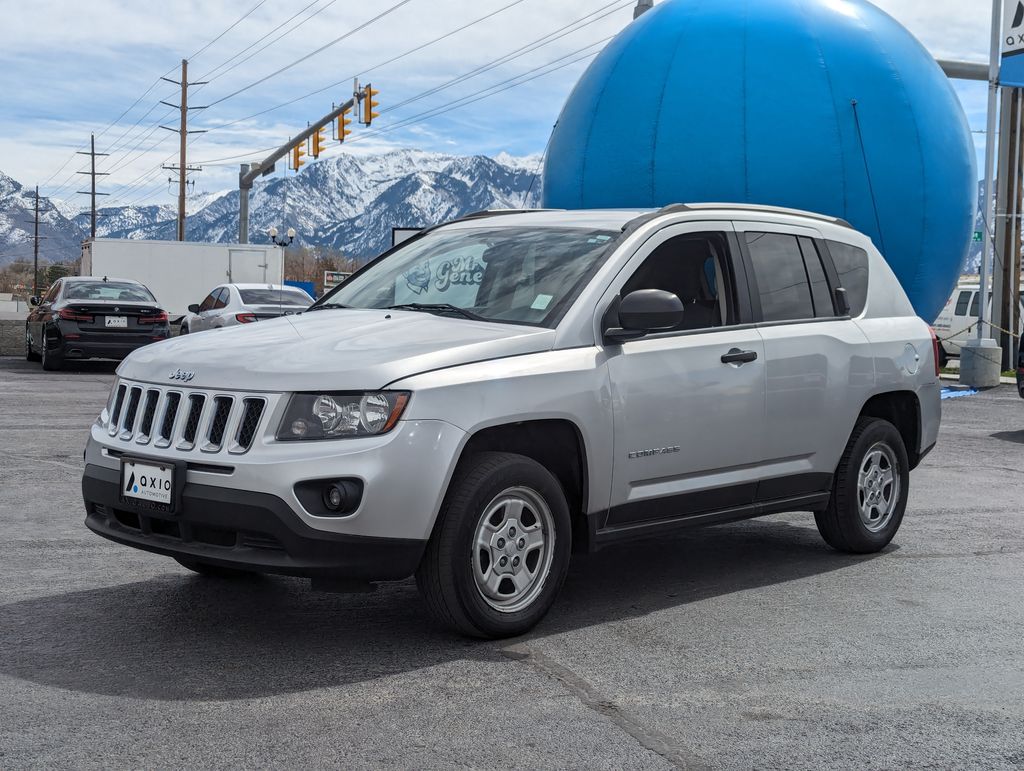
324,484,345,511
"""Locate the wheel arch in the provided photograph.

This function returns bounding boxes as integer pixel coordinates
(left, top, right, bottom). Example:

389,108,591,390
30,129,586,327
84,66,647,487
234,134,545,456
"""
857,390,923,469
443,418,592,553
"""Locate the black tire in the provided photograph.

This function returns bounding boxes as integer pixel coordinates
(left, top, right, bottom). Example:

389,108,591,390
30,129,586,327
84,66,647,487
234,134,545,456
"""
815,417,910,554
174,557,253,578
416,451,572,639
937,344,949,369
41,331,64,371
179,324,189,335
25,327,40,362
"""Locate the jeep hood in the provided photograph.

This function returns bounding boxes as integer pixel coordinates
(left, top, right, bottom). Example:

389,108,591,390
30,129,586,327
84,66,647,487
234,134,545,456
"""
117,309,556,391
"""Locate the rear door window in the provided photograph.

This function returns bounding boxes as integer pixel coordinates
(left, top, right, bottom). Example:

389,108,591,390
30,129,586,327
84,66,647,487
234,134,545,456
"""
745,232,816,322
954,291,971,316
213,288,229,309
825,241,869,316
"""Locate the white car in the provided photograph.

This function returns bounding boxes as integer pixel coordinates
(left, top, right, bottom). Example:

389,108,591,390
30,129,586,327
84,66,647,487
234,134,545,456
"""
181,284,313,333
83,205,941,638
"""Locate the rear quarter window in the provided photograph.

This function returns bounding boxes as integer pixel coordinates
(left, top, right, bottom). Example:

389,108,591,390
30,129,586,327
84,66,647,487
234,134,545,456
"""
825,241,869,316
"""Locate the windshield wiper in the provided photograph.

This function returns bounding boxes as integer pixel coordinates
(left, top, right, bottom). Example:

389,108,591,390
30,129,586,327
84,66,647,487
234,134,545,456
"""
306,302,351,312
387,303,486,321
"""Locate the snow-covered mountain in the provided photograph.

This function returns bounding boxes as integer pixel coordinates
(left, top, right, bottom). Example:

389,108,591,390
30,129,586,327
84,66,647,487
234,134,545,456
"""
0,171,85,263
0,150,543,265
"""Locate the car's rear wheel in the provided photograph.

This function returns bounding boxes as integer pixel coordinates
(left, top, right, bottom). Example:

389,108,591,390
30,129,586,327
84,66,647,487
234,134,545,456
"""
41,331,64,371
416,451,571,638
815,417,910,553
25,327,40,362
174,557,253,578
179,323,189,335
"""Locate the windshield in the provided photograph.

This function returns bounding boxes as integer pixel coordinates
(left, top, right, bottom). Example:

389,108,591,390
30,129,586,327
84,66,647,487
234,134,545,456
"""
240,288,312,306
64,282,155,302
319,226,617,327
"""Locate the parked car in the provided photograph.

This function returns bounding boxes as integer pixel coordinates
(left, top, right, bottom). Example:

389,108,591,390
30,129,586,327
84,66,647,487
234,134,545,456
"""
933,282,1023,361
26,276,169,371
181,284,314,333
1017,333,1024,398
82,205,941,638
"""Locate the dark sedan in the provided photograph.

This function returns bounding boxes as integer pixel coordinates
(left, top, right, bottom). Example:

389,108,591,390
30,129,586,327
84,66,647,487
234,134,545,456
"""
1018,334,1024,399
26,277,170,371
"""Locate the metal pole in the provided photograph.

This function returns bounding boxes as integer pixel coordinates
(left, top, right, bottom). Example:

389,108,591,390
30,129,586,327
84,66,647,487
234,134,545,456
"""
89,134,97,238
634,0,653,18
979,0,1002,341
239,164,250,244
178,59,188,241
32,186,39,298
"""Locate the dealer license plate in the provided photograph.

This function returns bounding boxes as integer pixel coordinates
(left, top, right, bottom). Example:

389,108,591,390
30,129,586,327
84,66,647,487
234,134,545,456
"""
121,459,174,507
105,316,128,328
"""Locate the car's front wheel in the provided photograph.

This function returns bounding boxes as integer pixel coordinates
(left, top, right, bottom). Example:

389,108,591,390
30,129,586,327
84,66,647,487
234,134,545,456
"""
179,323,189,335
815,417,910,553
416,452,572,638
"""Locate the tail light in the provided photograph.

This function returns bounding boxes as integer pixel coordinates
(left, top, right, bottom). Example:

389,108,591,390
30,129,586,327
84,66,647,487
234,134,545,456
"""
139,311,169,324
58,308,93,322
235,313,257,324
929,327,941,377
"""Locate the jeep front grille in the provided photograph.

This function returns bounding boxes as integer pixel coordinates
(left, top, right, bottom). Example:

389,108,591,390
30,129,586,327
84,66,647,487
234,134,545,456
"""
106,379,271,455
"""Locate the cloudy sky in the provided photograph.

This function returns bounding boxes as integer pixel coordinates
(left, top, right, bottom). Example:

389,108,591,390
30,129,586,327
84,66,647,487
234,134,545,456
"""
0,0,990,210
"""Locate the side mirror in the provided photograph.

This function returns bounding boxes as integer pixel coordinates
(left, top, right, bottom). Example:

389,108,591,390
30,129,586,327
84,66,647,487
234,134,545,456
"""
29,296,40,307
834,287,851,316
187,304,200,314
604,289,684,343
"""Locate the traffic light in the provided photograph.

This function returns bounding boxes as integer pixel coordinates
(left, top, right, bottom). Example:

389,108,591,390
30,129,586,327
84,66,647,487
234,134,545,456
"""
290,141,306,171
312,126,327,158
362,84,380,126
337,106,353,143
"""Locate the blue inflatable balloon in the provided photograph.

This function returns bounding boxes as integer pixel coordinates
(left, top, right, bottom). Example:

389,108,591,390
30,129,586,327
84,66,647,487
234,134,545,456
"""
542,0,976,322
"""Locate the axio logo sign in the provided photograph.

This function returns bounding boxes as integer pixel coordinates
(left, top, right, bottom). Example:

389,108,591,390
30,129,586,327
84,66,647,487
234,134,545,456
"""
1004,1,1024,88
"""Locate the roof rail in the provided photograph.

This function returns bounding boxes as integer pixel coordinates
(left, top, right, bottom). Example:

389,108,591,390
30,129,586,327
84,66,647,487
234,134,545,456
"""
682,202,854,228
623,202,853,231
459,208,565,220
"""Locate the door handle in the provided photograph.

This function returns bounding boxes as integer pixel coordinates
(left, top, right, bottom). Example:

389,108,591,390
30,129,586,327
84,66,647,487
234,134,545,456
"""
721,348,758,365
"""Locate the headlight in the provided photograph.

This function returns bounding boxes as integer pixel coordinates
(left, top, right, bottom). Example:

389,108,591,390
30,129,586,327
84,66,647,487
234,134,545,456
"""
276,391,410,441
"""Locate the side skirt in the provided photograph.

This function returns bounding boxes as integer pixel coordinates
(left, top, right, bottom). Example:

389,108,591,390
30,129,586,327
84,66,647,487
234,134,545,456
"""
590,490,832,550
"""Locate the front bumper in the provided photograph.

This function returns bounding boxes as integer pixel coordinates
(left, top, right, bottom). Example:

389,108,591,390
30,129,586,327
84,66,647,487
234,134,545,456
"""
83,463,426,579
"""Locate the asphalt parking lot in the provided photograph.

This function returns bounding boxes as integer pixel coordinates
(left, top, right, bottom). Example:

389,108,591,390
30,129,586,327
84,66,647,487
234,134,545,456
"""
1,357,1023,770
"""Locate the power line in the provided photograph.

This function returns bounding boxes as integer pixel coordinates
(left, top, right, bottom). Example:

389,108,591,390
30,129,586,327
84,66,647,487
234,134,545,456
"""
197,0,339,84
102,1,622,206
186,0,269,62
196,0,619,145
205,0,417,108
41,1,275,199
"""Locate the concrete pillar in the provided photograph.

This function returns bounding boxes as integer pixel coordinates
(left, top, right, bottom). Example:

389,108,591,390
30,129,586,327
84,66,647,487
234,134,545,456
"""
960,338,1003,388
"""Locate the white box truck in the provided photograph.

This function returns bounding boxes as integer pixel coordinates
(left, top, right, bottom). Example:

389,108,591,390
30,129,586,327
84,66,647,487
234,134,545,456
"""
81,239,285,320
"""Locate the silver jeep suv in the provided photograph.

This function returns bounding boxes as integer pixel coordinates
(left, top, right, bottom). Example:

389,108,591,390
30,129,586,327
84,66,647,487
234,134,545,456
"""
82,205,941,638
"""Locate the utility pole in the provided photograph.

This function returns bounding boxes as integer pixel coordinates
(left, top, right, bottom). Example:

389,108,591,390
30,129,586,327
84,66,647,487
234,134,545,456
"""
32,187,39,297
634,0,653,18
76,133,109,238
23,187,47,297
160,59,207,241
